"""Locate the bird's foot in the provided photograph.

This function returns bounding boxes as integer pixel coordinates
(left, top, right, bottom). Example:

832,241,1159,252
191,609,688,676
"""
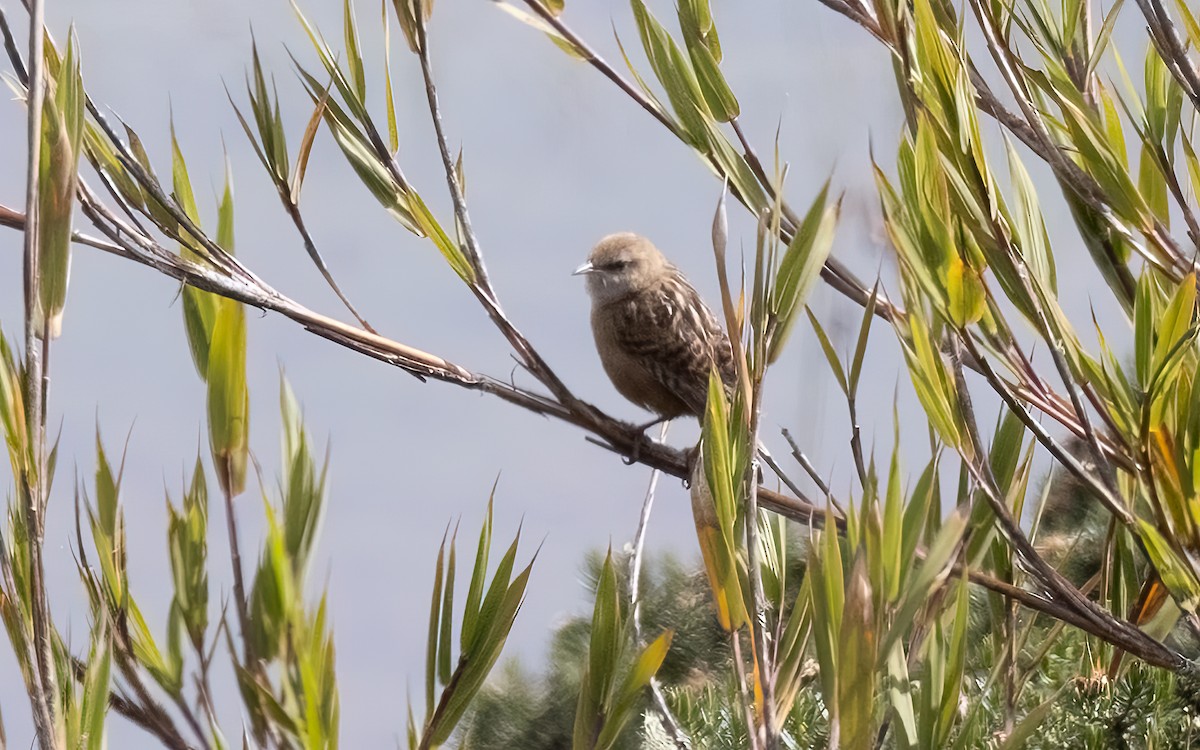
622,416,670,465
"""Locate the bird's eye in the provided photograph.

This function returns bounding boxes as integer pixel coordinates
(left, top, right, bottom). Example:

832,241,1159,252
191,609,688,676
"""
604,259,632,271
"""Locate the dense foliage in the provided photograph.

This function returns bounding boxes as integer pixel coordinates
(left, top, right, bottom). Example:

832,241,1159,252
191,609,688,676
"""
5,0,1200,746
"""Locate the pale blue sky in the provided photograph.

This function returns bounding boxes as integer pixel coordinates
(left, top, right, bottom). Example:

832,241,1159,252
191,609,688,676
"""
0,0,1136,746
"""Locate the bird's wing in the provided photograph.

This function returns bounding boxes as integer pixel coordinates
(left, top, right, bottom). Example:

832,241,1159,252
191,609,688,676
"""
612,273,736,416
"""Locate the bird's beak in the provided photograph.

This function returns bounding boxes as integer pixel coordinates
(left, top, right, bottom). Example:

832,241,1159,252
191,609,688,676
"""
572,261,596,276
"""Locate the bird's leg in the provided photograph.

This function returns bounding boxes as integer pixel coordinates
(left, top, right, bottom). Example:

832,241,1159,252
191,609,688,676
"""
623,416,671,465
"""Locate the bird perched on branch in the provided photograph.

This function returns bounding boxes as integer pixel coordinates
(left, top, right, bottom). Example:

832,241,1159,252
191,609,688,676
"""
574,233,736,429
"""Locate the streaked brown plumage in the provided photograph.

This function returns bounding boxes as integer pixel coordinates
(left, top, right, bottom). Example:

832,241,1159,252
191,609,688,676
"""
574,233,735,420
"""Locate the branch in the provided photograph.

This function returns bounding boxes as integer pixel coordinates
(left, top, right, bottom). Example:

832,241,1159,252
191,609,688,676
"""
1135,0,1200,112
0,203,825,528
948,343,1186,672
961,333,1131,524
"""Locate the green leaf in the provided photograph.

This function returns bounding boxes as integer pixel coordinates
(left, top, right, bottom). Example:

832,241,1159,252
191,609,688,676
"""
1137,143,1169,226
89,428,127,607
207,298,249,497
79,617,112,750
167,456,209,649
630,0,709,148
808,517,845,727
679,3,737,123
944,255,985,327
343,0,367,103
769,183,838,362
678,0,720,59
170,125,220,380
936,574,970,745
492,2,586,59
616,629,672,709
438,530,456,687
425,531,446,717
807,308,849,395
1134,272,1156,388
34,29,85,338
883,505,968,655
381,0,399,155
589,550,621,710
848,283,879,396
390,0,433,53
182,283,218,381
461,495,493,649
428,538,532,747
997,689,1065,749
838,555,876,749
696,370,748,631
596,631,673,749
1151,273,1196,377
886,641,918,747
1006,142,1056,294
128,599,182,694
1137,520,1200,612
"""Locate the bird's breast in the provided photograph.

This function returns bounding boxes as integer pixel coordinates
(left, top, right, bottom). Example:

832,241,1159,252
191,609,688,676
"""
590,302,689,417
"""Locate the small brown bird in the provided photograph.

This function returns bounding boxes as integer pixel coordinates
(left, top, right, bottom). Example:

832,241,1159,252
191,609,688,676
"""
574,233,735,425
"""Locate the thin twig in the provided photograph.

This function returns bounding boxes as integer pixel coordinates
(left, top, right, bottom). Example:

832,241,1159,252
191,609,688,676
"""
413,1,491,295
780,429,831,499
757,444,817,509
169,691,210,750
847,393,870,491
729,634,761,750
743,384,778,749
78,645,195,750
413,0,591,423
627,422,691,750
283,201,376,333
1137,0,1200,111
222,486,251,666
629,421,670,634
960,333,1131,524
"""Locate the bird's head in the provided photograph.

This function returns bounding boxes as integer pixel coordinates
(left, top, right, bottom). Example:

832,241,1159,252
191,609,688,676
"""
573,233,669,305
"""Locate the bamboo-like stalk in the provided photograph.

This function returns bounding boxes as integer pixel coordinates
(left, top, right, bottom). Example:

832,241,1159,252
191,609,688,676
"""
743,385,778,749
19,0,60,744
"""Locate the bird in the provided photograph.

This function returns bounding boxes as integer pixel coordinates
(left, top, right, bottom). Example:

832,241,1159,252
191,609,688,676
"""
573,232,736,429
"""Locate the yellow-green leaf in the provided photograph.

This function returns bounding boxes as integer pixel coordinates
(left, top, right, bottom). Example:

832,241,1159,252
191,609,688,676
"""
207,298,249,497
